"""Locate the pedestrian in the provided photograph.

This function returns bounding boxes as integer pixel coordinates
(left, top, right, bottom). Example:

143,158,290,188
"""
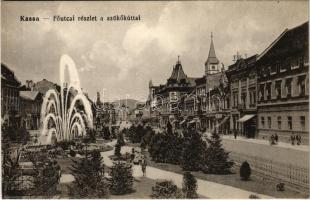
270,134,275,145
234,130,237,139
130,149,135,163
296,134,301,145
290,133,295,145
274,133,278,144
141,158,147,177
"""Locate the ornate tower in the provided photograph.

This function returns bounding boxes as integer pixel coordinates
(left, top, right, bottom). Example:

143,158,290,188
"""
205,32,220,75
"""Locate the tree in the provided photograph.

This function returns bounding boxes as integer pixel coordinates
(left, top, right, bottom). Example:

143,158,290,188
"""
182,131,206,171
167,121,172,135
151,180,182,199
68,150,109,198
182,172,198,199
109,161,133,195
203,132,234,174
114,143,121,157
2,149,22,197
240,161,251,180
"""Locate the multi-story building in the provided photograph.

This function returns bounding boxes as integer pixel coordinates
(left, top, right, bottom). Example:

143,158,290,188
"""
203,34,230,134
33,78,61,96
1,64,21,127
19,91,42,130
226,55,258,138
256,21,309,144
149,57,197,127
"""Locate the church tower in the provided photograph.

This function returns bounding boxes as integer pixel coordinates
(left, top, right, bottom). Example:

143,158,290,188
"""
205,33,220,75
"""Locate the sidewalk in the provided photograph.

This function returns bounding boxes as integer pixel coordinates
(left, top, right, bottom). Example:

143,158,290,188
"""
204,132,309,152
224,134,309,152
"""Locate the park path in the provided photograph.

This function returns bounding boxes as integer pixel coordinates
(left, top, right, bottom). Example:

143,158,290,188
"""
101,144,273,199
59,140,273,198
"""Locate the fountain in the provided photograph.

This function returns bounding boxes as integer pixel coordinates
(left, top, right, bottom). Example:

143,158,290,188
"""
40,55,93,144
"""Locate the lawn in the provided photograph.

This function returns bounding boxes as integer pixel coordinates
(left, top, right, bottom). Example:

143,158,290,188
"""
144,152,309,199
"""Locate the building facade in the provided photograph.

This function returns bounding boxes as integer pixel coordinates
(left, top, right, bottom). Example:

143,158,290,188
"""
1,64,21,127
19,91,42,130
149,57,197,128
256,22,309,144
226,55,258,138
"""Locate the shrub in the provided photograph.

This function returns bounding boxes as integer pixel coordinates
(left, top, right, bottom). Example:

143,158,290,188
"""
240,161,251,180
276,182,285,191
109,161,133,195
114,144,121,157
151,180,183,199
249,194,260,199
203,132,233,174
68,150,109,198
182,131,206,171
182,172,198,198
69,149,76,157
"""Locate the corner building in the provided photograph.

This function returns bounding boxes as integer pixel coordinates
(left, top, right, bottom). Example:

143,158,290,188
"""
256,22,309,144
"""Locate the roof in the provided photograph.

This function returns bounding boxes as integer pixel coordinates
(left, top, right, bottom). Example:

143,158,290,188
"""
169,63,187,81
167,60,198,87
19,91,40,101
257,21,308,61
1,63,21,87
227,54,258,73
206,35,220,64
206,72,222,90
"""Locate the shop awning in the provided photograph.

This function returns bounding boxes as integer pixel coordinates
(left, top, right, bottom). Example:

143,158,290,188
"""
180,120,186,125
188,120,196,124
215,116,230,128
237,114,256,122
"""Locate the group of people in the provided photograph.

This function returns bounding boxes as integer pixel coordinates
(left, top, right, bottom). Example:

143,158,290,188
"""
290,133,302,145
270,133,303,146
269,133,279,145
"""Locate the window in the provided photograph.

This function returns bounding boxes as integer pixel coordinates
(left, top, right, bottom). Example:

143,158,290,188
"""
298,76,306,96
287,116,292,130
268,117,271,129
259,84,265,101
277,116,281,129
300,116,305,130
286,78,292,97
299,56,304,67
271,64,277,74
275,80,282,99
261,117,265,127
233,91,238,108
266,83,271,100
212,66,215,70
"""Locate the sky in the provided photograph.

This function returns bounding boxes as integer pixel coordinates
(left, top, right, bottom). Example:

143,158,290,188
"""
1,1,308,102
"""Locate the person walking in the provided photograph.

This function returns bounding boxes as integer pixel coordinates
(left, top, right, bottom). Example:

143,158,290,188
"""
274,133,278,144
130,148,135,163
270,134,275,145
141,158,147,177
290,133,295,145
296,133,301,145
234,130,237,139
